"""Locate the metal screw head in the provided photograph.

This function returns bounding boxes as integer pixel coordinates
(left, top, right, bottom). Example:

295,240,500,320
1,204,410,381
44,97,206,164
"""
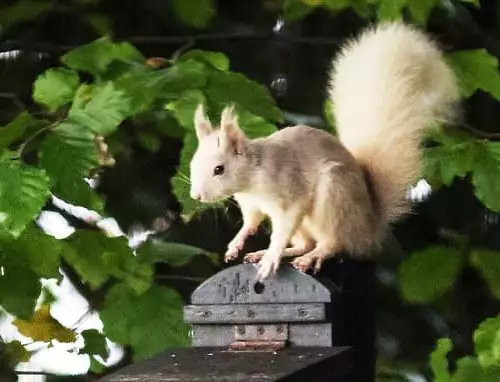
298,309,307,317
247,310,255,318
257,326,265,335
277,325,284,334
237,326,246,335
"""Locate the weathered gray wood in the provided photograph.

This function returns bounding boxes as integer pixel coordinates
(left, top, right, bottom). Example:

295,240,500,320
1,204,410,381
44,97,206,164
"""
100,346,353,382
190,323,332,347
233,324,288,342
184,302,326,324
190,263,334,304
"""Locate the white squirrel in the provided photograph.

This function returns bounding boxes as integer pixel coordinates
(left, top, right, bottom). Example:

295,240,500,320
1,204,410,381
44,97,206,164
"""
188,22,459,281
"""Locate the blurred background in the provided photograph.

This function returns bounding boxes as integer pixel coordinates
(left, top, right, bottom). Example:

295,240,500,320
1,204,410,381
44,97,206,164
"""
1,0,500,381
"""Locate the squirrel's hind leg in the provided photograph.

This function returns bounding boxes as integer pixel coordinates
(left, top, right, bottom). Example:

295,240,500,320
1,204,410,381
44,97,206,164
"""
292,240,341,274
244,230,315,263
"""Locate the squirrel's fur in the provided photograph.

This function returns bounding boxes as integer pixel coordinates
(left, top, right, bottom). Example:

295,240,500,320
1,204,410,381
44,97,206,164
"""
189,22,459,280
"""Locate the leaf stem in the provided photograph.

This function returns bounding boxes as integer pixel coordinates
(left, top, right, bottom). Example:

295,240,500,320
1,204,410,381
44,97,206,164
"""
16,125,52,157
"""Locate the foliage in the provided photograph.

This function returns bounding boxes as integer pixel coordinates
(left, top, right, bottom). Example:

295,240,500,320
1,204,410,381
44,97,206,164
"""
430,317,500,381
0,25,281,372
1,0,500,380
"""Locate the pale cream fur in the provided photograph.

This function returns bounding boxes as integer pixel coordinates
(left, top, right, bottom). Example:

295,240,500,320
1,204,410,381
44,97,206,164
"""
189,22,459,281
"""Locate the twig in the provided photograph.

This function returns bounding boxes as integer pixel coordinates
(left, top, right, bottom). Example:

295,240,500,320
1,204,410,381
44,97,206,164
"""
0,92,27,111
15,371,53,376
16,125,52,157
155,275,207,282
460,124,500,140
171,38,196,61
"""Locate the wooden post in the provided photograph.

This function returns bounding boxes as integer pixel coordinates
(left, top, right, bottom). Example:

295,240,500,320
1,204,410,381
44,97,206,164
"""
101,261,376,381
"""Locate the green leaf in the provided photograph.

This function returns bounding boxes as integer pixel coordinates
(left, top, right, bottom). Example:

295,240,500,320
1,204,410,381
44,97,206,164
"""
474,316,500,369
81,329,109,359
100,284,189,361
237,107,277,139
89,356,107,374
69,82,130,136
134,110,185,139
137,239,219,267
323,99,336,134
376,0,407,21
350,0,374,18
323,0,350,11
424,142,477,187
407,0,439,24
112,65,161,114
7,225,63,279
33,68,80,112
166,89,206,130
65,231,153,293
205,71,283,123
172,0,215,28
430,338,452,382
0,156,51,237
0,0,52,32
39,121,101,210
0,112,47,149
87,13,112,36
471,250,500,299
399,246,464,303
159,59,209,97
178,50,229,72
471,142,500,212
283,0,316,20
4,340,32,364
460,0,480,8
172,132,207,218
13,304,77,343
62,37,145,77
136,131,161,153
447,49,500,100
0,252,41,319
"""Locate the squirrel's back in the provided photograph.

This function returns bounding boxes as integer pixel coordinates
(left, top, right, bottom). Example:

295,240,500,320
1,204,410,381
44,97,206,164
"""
329,22,459,223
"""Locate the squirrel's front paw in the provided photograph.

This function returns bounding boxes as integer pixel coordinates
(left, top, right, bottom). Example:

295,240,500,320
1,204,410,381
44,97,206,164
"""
225,235,249,263
224,247,240,263
256,255,280,281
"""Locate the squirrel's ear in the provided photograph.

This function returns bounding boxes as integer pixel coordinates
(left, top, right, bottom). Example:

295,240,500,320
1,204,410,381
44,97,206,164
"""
194,104,213,140
219,105,246,155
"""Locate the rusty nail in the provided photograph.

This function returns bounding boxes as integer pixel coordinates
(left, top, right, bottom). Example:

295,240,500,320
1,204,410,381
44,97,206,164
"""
238,326,245,335
257,326,265,335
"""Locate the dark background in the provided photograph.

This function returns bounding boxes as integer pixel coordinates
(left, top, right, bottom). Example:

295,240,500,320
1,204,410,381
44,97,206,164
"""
2,0,500,380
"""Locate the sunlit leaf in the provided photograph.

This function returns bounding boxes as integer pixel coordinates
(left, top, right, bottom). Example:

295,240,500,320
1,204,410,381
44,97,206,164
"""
33,68,80,112
0,154,51,237
14,305,76,343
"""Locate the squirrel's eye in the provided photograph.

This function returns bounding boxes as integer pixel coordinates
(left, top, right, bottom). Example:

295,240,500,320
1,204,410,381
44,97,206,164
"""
213,165,225,176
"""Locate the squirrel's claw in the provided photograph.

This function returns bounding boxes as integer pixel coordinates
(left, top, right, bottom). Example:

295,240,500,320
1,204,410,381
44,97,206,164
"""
243,250,265,263
224,249,239,263
292,253,325,274
256,255,280,281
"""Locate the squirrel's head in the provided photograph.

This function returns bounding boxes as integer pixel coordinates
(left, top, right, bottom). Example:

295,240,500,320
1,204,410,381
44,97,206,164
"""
189,104,252,203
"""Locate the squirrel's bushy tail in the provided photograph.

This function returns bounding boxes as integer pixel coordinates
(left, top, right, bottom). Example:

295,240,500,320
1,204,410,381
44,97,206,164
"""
329,22,459,223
